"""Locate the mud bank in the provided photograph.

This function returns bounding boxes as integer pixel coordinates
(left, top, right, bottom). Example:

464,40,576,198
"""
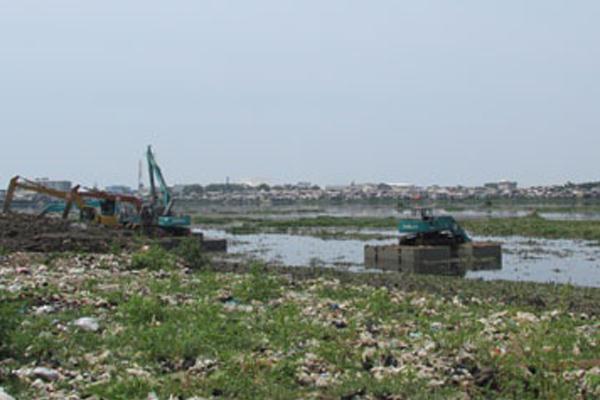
0,213,136,253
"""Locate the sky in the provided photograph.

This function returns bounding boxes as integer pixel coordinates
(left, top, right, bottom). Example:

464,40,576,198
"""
0,1,599,188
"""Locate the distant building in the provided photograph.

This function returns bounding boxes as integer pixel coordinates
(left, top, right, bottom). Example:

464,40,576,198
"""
388,183,414,188
325,185,346,191
241,178,270,188
105,185,134,195
296,181,313,189
498,180,518,191
171,184,186,196
35,178,72,192
485,180,517,191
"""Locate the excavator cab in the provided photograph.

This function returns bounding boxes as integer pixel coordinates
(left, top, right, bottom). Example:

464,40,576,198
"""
398,208,471,246
95,199,119,226
80,206,97,222
78,191,142,227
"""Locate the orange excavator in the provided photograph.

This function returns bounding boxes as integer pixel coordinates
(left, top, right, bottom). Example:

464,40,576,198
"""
3,176,142,227
78,189,143,226
3,176,87,219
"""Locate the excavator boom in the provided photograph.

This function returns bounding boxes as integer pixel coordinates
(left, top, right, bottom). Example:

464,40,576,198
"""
144,145,191,234
3,176,86,219
146,146,172,212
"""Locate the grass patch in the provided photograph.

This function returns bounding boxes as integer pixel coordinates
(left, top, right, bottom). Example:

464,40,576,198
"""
194,214,396,230
196,212,600,244
463,214,600,243
130,245,176,270
232,262,282,302
0,291,28,360
174,237,209,270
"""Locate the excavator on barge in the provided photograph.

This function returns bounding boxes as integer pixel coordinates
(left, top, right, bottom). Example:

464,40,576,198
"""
365,207,501,274
396,208,471,246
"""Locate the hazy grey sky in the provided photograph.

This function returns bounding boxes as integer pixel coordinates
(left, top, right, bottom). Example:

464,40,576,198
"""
1,1,598,188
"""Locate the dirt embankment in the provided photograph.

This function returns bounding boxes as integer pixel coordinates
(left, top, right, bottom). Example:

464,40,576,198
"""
0,213,136,253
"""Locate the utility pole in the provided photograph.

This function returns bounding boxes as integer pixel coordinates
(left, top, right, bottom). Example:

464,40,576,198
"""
138,159,144,195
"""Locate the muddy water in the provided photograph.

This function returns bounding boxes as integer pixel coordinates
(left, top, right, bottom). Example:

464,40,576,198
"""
198,228,600,288
201,228,388,273
467,236,600,287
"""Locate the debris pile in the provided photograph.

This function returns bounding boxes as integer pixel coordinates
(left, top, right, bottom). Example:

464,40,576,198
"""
1,252,599,398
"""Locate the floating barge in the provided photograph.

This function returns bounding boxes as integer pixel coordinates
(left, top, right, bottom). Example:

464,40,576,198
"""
364,242,502,275
366,208,503,275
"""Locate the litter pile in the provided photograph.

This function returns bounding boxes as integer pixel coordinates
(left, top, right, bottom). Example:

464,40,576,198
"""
0,253,599,399
0,213,135,253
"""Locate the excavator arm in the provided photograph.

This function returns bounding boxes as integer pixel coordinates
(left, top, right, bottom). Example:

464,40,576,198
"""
142,146,191,234
3,176,86,219
3,176,19,214
146,146,174,215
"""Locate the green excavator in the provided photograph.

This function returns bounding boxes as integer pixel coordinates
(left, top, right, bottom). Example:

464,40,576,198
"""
397,208,471,246
142,146,227,250
140,145,192,235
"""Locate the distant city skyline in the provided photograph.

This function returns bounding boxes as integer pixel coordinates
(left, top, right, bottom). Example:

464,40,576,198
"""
1,1,599,189
0,166,596,191
7,174,600,192
6,177,598,206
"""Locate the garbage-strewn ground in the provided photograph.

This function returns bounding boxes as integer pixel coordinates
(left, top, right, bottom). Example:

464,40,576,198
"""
1,249,599,399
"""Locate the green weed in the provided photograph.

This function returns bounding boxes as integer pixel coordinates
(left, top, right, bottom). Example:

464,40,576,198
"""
232,262,282,302
130,245,175,270
174,237,209,270
463,215,600,243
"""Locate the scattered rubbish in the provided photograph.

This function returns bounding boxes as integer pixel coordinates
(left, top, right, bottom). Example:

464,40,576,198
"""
126,368,151,378
31,367,60,382
0,388,15,400
73,317,100,332
515,311,539,324
34,305,56,315
409,332,422,339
